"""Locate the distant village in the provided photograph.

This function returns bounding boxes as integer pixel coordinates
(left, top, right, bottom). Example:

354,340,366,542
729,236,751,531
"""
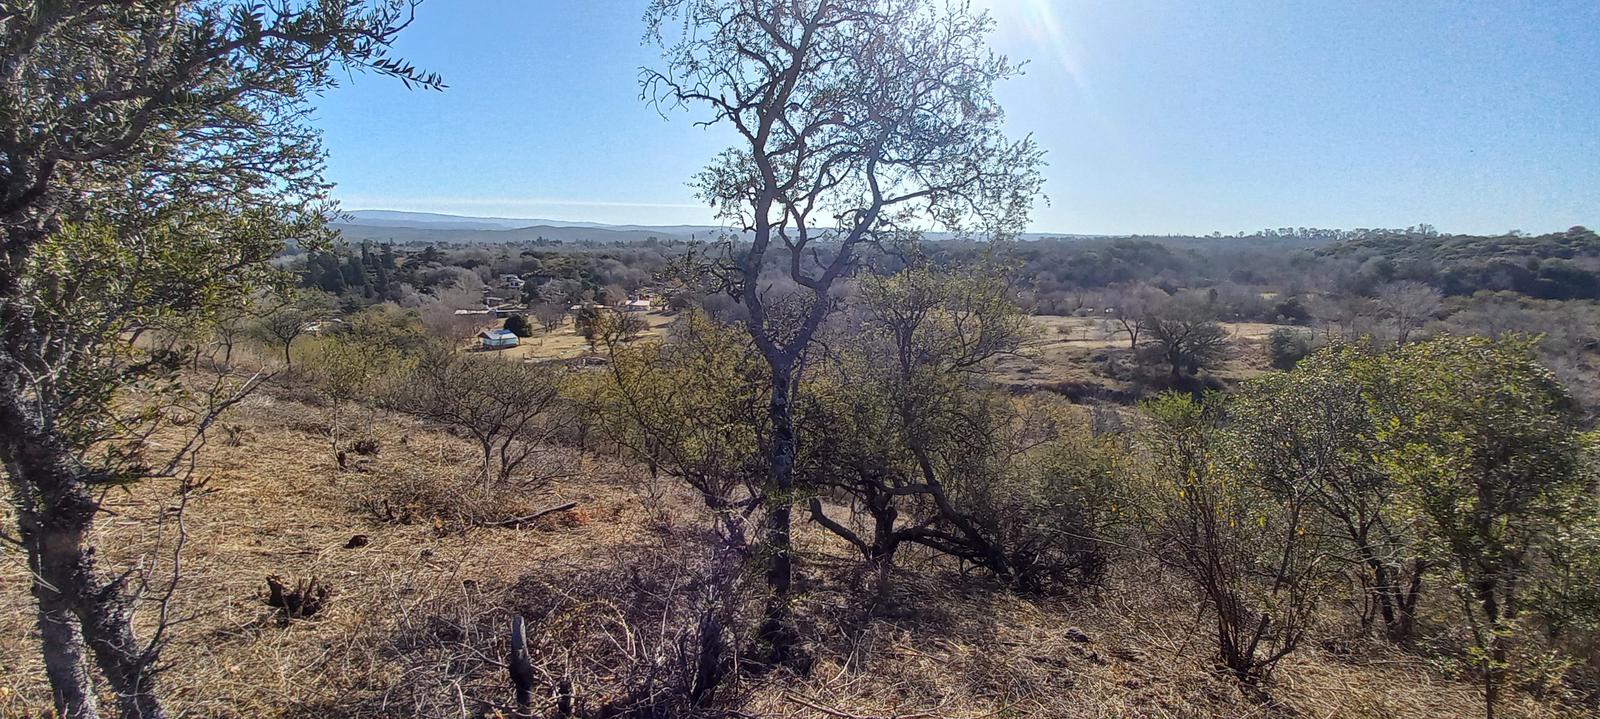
462,274,668,350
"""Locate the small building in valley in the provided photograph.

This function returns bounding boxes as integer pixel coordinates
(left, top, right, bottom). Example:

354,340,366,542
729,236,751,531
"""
478,328,520,349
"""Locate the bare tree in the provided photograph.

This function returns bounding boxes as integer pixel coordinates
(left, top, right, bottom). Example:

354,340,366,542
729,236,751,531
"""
420,285,489,342
1313,294,1378,343
1144,302,1229,379
644,0,1042,660
390,347,565,488
533,302,569,332
1375,280,1442,345
207,301,259,369
250,291,333,370
597,308,649,345
1103,283,1164,349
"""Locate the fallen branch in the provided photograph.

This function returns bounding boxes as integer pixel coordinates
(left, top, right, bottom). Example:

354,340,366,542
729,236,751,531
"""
484,501,579,528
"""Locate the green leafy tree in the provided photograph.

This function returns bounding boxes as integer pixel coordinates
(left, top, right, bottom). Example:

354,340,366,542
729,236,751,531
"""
580,311,771,549
802,258,1111,595
1370,336,1590,718
574,304,602,344
503,313,533,337
1265,327,1318,370
1233,346,1430,641
0,3,436,717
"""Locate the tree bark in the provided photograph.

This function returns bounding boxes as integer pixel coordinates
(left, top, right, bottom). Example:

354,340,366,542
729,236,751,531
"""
16,477,101,719
758,367,798,662
33,591,100,719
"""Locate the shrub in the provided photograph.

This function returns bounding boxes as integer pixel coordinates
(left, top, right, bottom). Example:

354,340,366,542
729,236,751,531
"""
1131,393,1332,686
1273,296,1313,325
385,346,566,487
1266,327,1318,370
503,313,533,337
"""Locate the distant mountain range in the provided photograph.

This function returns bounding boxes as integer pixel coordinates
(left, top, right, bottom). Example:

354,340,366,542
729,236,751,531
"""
332,209,1090,244
333,210,728,244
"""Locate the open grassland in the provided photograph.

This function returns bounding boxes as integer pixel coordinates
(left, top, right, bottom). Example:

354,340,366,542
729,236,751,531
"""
991,316,1294,396
468,311,678,362
0,390,1574,718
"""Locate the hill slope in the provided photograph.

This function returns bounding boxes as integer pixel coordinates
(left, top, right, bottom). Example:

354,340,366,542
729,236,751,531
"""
0,390,1575,718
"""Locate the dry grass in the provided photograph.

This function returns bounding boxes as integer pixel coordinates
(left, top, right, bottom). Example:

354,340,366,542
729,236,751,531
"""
990,316,1295,397
0,391,1582,718
469,311,678,363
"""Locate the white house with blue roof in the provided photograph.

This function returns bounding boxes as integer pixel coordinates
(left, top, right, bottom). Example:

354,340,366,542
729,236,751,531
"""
477,328,520,349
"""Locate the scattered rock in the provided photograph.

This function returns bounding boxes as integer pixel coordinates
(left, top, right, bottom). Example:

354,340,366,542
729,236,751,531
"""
344,534,369,549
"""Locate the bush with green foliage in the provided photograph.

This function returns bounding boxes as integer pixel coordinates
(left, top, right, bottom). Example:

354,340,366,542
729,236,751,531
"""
504,313,533,337
1233,345,1429,641
1368,335,1592,716
1131,393,1333,686
1266,327,1319,370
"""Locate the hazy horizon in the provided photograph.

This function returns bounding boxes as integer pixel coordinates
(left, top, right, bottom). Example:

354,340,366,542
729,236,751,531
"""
336,207,1579,238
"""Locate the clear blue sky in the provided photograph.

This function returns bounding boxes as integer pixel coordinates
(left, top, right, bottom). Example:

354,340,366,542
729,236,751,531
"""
313,0,1600,235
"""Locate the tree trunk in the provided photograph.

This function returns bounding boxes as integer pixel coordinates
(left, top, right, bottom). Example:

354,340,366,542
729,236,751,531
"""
1478,578,1503,719
758,368,798,662
80,585,167,719
869,502,899,600
19,500,101,719
4,422,169,719
34,595,99,718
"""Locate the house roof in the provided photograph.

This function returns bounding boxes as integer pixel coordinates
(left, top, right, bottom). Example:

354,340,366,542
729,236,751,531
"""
479,329,518,340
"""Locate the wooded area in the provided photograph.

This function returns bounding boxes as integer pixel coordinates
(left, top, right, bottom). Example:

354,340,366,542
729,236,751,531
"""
2,2,1597,719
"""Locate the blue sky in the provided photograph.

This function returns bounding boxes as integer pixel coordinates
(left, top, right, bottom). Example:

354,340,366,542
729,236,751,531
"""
313,0,1600,235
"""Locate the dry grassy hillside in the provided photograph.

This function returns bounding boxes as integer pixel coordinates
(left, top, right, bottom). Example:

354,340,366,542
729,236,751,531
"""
0,391,1575,718
992,316,1288,398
